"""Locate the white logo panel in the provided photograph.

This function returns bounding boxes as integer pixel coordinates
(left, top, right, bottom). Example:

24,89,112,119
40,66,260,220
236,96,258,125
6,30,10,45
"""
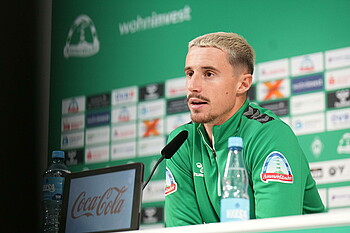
85,126,110,145
165,77,186,98
325,68,350,91
257,58,289,81
111,141,136,160
291,113,325,135
111,105,137,123
290,92,325,116
310,158,350,184
62,96,86,115
327,108,350,131
291,52,324,77
325,47,350,70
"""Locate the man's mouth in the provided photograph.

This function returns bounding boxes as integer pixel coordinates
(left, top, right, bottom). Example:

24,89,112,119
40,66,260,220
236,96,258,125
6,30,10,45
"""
188,97,208,109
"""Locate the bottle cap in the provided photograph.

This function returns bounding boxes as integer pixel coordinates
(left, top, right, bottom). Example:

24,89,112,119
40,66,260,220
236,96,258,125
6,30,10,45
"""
52,150,65,159
228,137,243,149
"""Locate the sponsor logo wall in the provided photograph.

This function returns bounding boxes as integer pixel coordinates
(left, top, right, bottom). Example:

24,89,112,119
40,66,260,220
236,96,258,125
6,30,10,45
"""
60,46,350,217
52,4,350,226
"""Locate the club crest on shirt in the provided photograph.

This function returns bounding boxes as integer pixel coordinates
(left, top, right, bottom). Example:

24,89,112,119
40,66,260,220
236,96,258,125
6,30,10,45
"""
260,151,294,183
165,167,177,196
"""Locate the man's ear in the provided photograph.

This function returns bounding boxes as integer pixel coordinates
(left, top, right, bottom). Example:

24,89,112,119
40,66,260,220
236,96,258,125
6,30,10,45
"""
237,73,252,94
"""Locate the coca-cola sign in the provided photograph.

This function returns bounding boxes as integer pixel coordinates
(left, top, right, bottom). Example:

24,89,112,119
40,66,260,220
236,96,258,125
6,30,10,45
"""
71,186,127,219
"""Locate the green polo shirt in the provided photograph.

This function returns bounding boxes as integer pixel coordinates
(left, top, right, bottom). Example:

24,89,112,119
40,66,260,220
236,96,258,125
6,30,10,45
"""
165,100,325,227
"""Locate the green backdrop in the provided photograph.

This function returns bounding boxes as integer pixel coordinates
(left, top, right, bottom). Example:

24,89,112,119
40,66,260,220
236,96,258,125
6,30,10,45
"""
48,0,350,227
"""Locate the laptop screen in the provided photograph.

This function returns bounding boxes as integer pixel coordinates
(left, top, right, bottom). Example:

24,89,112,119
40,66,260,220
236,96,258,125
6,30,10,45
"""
59,162,144,233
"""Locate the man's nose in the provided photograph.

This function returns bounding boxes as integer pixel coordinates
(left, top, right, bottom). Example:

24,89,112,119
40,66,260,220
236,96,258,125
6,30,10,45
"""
187,73,202,93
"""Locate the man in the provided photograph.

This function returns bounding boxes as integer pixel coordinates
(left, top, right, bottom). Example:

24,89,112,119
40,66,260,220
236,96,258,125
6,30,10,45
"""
165,32,325,227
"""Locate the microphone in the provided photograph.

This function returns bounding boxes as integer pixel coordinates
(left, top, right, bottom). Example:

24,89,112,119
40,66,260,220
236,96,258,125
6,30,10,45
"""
142,130,188,190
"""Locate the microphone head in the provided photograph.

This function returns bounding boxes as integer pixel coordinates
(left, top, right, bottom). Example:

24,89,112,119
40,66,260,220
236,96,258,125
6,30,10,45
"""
161,130,188,159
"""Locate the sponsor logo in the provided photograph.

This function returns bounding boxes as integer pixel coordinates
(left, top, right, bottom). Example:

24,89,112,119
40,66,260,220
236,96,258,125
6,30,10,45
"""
62,96,86,115
112,86,138,105
138,137,165,157
142,180,166,203
85,145,109,163
337,133,350,154
140,118,163,137
138,99,165,119
291,53,324,76
309,158,350,184
112,123,136,141
260,151,293,183
85,126,110,145
328,186,350,208
139,83,164,101
325,68,350,91
62,114,85,132
87,93,110,110
260,100,289,116
63,15,100,58
194,162,204,177
165,167,177,195
165,77,186,98
70,186,127,218
257,79,290,101
65,149,84,166
327,108,350,131
325,47,350,70
311,137,323,159
61,132,84,149
86,111,110,127
290,92,325,116
257,59,289,81
166,97,189,114
328,89,350,108
291,113,325,135
118,5,191,36
111,105,137,123
310,167,323,179
291,74,323,94
166,113,191,134
111,141,136,160
141,207,163,224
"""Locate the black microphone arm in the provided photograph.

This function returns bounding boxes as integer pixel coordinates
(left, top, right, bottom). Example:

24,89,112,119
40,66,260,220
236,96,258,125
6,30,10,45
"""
142,130,188,190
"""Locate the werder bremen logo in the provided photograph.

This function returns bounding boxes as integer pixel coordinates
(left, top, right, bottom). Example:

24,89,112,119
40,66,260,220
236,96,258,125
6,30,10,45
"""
64,15,100,58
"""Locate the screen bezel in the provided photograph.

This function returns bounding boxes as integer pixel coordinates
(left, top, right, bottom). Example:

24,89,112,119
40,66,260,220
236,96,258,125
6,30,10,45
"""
59,162,144,233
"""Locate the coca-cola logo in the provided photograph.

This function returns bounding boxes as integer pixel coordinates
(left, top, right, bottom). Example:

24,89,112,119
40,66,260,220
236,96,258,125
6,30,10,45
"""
71,186,127,219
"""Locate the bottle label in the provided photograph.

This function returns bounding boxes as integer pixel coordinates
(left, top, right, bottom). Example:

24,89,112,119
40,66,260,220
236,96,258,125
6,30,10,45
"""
220,198,249,222
42,177,65,201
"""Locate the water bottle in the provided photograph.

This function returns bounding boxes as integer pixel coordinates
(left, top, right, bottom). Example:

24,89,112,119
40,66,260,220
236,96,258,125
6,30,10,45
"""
42,150,71,233
220,137,249,222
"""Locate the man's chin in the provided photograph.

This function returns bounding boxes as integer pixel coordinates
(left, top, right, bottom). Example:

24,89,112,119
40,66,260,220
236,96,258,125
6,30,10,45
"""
190,114,214,124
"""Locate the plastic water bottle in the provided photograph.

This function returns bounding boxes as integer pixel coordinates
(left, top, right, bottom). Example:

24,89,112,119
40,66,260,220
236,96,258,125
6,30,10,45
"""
220,137,249,222
42,150,71,233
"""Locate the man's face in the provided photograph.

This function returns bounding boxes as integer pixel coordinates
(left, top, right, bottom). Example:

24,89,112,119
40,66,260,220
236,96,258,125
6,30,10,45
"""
185,46,242,126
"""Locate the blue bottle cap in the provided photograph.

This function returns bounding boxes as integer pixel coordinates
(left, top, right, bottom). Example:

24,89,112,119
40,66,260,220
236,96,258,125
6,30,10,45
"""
228,137,243,149
52,150,65,159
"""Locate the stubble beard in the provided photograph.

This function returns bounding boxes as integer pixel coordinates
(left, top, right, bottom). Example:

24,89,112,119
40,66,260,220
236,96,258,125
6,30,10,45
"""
190,109,218,124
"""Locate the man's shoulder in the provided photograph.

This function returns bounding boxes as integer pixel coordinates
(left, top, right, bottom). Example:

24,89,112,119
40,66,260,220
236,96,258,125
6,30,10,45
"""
242,102,276,124
240,102,291,134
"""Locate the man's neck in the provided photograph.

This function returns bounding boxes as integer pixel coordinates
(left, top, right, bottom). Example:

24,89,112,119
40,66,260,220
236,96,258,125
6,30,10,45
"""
203,96,247,144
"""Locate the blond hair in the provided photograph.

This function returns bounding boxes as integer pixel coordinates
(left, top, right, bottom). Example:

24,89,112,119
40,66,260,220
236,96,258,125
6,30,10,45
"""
188,32,255,75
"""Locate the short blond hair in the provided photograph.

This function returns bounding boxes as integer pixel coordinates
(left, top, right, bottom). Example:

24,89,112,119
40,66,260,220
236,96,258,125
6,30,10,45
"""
188,32,255,75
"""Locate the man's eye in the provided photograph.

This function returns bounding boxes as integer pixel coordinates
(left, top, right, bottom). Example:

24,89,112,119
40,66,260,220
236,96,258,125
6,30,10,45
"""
206,72,214,77
186,71,194,77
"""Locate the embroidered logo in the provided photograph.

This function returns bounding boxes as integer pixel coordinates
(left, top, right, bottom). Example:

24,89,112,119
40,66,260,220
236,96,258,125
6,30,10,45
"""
165,167,177,196
260,151,293,183
244,106,274,124
194,162,204,177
